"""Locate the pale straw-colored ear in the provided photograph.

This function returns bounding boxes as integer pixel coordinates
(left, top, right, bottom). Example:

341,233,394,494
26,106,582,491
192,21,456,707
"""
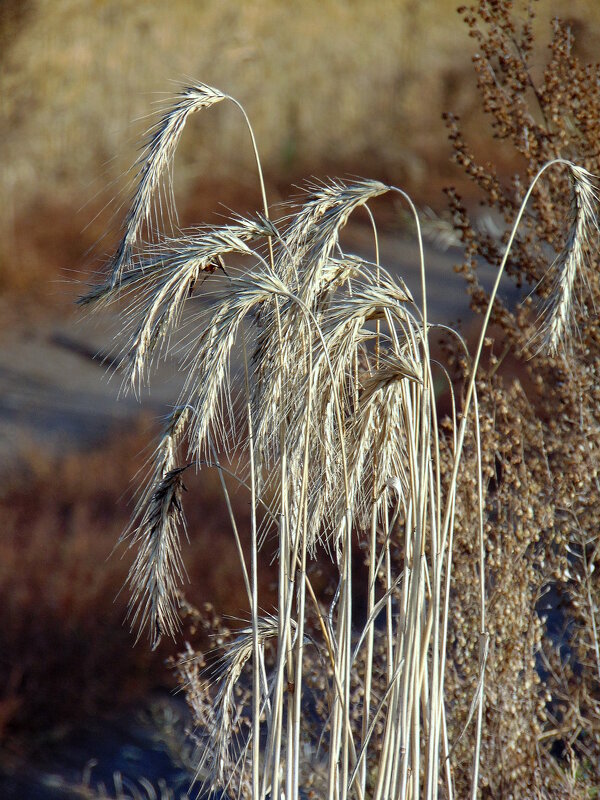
120,404,192,649
109,83,226,287
536,164,599,355
203,615,283,788
280,178,389,292
125,464,189,650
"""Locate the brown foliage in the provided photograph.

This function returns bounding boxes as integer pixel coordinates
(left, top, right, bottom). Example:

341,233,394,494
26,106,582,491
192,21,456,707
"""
440,2,600,796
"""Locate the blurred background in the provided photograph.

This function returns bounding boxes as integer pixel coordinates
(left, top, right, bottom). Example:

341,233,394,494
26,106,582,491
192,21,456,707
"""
1,1,598,796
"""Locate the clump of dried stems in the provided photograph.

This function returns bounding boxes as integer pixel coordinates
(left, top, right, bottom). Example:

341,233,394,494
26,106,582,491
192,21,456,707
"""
82,6,600,797
440,3,600,797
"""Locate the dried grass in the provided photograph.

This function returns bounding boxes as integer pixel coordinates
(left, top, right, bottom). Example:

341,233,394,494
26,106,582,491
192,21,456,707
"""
81,10,600,789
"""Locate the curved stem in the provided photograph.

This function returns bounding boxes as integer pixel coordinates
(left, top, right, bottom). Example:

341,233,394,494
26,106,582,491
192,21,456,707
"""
441,159,577,548
230,98,275,270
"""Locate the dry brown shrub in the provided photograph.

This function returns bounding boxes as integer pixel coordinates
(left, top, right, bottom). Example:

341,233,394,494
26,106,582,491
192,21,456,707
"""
436,2,600,796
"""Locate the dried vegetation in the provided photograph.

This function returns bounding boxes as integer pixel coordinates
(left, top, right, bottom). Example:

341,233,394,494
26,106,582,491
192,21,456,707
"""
0,420,269,752
21,1,600,798
441,3,600,796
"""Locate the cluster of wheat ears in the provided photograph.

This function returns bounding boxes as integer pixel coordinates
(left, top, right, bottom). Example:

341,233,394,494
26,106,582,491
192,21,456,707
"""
80,84,598,799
